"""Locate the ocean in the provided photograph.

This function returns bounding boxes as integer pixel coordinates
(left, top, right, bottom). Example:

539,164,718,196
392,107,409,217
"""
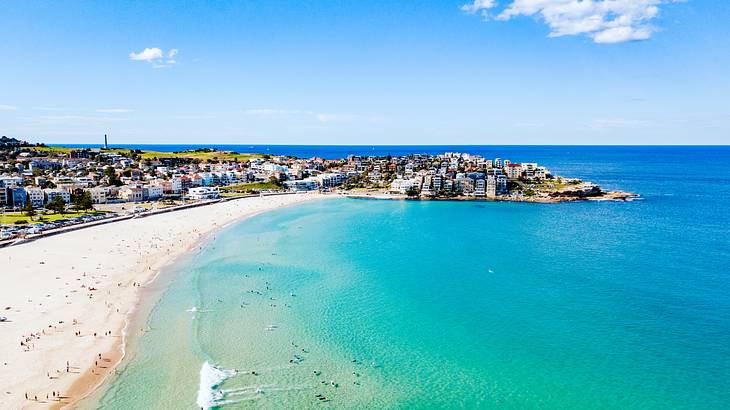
88,146,729,409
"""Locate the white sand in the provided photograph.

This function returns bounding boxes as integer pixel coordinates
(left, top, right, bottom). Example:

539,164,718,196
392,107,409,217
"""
0,193,323,409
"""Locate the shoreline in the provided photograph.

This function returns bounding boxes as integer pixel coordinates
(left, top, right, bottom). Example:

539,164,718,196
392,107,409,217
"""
339,190,639,203
0,193,325,409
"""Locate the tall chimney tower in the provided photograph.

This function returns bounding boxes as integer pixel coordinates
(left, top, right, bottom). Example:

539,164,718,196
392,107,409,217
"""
104,134,108,150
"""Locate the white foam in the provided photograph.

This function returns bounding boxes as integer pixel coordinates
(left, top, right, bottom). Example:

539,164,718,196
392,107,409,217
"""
197,361,236,409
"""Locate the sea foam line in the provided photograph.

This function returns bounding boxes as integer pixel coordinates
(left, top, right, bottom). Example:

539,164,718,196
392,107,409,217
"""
197,361,237,409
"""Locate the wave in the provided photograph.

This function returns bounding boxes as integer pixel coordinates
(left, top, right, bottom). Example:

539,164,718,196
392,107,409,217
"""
197,361,237,409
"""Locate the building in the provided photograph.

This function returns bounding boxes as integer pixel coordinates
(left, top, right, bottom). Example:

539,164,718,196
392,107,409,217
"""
432,175,443,193
316,173,346,189
87,187,108,204
390,178,418,194
474,178,486,197
119,186,144,202
0,176,23,188
144,185,163,200
496,175,508,194
521,163,538,179
188,186,220,200
486,176,497,197
44,188,71,204
506,163,523,179
283,179,318,191
25,187,45,207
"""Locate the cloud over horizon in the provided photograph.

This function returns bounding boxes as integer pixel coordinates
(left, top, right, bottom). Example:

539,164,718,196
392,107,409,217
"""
461,0,680,43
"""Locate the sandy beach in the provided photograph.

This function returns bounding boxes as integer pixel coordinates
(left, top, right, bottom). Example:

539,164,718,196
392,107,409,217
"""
0,193,323,409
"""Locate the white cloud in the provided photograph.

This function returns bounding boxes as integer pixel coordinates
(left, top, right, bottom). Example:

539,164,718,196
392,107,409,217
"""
96,108,133,113
129,47,179,67
129,47,164,61
461,0,497,14
461,0,679,43
0,104,17,111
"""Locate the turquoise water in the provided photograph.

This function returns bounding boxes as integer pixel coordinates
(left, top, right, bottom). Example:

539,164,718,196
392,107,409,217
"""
96,150,730,409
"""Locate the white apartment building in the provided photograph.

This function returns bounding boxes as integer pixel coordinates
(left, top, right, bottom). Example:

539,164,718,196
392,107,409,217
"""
432,175,443,193
145,185,164,200
188,186,220,200
88,187,108,204
521,163,538,179
284,179,318,191
44,188,71,204
486,176,497,198
506,164,523,179
390,178,418,194
316,173,346,188
119,186,144,202
25,187,45,207
474,179,486,197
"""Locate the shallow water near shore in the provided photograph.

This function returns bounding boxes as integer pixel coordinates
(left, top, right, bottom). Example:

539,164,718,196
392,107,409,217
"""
94,148,729,409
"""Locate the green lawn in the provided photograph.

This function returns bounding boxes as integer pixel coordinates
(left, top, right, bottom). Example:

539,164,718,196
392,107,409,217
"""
220,182,281,192
0,210,106,225
34,146,262,162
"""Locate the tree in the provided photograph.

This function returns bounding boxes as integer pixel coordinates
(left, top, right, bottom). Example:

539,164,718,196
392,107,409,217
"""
47,195,66,214
405,187,420,197
104,166,123,186
23,195,36,217
72,191,93,211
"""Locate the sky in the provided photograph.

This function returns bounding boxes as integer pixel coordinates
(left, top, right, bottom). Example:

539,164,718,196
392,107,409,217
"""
1,0,728,145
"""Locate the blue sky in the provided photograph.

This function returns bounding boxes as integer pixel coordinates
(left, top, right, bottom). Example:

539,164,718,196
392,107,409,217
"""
1,0,728,145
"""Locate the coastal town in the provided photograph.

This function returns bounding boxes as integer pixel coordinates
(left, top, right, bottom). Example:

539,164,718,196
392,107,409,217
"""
1,135,634,241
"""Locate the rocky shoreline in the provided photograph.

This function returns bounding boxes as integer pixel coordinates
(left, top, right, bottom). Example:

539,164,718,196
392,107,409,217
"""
341,186,639,203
